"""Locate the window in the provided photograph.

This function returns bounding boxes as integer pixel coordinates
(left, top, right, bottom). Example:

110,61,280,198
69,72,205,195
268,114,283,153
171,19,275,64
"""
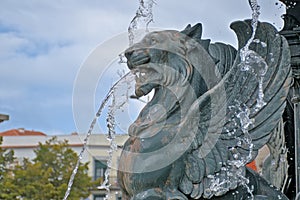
94,159,107,182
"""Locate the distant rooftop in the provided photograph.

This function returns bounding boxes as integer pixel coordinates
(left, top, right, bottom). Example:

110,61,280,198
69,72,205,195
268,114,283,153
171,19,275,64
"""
0,128,46,136
0,114,9,123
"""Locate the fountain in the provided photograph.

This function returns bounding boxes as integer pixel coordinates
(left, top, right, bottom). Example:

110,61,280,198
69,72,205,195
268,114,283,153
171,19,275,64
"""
65,0,296,199
117,1,292,200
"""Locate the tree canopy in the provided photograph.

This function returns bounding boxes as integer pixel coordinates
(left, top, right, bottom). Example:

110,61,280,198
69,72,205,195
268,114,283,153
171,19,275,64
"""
0,137,94,200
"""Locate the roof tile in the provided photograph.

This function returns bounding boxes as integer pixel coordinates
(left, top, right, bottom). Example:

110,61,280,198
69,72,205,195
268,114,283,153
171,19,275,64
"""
0,129,46,136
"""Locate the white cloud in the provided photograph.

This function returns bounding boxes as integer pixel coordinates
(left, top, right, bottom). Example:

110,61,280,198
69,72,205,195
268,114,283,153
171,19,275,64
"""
0,0,286,135
152,0,285,47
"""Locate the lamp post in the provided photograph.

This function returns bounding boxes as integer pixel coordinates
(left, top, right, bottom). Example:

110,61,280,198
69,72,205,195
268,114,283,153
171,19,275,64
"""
279,0,300,199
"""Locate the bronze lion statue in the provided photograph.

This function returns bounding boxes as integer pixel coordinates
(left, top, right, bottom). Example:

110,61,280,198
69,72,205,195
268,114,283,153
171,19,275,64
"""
118,20,291,200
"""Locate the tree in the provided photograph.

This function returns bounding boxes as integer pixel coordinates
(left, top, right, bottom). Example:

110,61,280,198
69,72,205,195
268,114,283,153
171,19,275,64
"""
1,137,93,200
0,136,15,174
0,136,15,199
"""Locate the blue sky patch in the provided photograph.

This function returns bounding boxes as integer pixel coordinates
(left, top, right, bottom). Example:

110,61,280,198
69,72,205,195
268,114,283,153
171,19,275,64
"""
0,22,19,34
15,39,51,58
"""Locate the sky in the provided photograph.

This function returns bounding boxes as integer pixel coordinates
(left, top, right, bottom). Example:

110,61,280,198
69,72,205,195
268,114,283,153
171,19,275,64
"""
0,0,286,135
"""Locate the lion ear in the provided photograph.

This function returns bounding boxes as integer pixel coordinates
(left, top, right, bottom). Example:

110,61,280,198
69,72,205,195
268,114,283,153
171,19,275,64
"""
182,24,192,33
181,23,210,51
181,23,203,40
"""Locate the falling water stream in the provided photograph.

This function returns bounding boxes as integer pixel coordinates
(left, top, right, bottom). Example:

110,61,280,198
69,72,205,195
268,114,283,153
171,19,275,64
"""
64,1,155,199
237,0,266,168
234,0,268,198
97,71,135,199
128,0,155,45
63,72,134,200
239,0,268,111
205,0,266,199
64,0,269,199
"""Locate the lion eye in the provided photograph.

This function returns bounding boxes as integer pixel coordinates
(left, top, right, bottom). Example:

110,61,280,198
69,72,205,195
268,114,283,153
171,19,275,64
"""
150,37,157,45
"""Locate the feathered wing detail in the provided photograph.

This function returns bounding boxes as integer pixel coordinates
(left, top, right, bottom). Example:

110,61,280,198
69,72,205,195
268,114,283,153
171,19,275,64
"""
179,20,291,198
209,42,237,77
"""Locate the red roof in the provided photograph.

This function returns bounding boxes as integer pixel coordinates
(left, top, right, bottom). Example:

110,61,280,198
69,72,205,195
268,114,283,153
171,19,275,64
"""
0,129,46,136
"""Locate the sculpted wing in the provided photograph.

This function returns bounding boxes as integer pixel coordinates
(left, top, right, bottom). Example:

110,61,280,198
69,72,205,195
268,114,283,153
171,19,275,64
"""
178,20,291,198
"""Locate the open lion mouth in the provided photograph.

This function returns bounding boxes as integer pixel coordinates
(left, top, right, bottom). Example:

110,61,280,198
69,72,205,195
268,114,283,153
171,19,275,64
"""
125,49,160,97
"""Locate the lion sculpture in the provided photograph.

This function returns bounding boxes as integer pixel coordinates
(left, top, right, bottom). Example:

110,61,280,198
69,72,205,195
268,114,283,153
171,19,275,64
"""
118,20,291,200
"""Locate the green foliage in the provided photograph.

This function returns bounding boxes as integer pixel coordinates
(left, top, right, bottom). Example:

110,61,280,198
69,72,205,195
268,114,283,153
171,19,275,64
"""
0,136,15,173
0,137,93,200
0,136,15,199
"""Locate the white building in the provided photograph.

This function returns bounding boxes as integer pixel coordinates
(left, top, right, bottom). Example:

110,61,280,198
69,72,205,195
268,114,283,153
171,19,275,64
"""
0,128,128,200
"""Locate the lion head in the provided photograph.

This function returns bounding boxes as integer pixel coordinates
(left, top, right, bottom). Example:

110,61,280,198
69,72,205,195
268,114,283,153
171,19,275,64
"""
125,24,219,99
124,24,221,138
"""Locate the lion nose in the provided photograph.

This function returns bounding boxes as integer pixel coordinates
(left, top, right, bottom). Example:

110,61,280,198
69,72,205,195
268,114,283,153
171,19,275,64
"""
125,48,151,70
125,50,133,60
125,49,144,69
125,50,134,69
